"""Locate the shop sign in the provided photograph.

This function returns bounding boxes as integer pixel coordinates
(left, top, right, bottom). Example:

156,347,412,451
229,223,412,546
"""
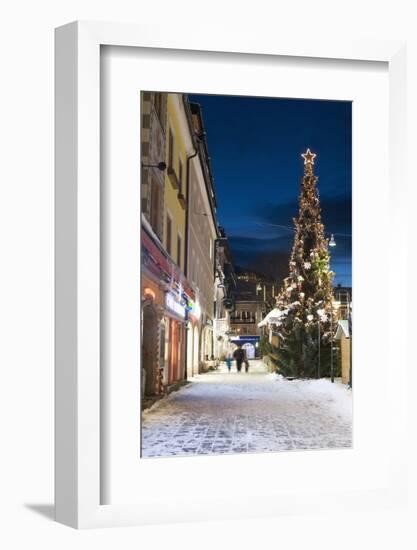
188,299,201,320
165,292,186,319
231,335,259,342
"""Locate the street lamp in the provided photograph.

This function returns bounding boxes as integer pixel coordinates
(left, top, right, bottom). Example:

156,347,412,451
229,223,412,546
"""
318,321,320,379
330,308,333,382
326,231,337,380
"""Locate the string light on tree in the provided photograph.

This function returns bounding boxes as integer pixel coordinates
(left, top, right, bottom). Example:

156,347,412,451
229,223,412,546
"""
272,148,336,379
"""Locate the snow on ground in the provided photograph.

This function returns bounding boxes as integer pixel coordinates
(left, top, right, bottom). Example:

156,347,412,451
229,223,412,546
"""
141,360,352,458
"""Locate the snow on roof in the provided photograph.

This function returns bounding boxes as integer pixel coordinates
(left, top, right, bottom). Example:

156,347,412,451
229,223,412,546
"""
258,308,284,327
335,320,350,339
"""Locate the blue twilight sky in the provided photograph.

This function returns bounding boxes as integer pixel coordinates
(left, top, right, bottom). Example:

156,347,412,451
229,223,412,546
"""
189,94,352,287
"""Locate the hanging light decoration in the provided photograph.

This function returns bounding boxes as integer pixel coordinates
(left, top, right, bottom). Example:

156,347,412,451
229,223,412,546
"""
329,234,336,247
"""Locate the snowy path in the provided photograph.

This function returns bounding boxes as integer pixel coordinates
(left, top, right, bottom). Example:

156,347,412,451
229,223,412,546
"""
141,360,352,458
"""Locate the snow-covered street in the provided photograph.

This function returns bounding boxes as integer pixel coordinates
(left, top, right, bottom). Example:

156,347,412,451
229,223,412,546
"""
141,360,352,458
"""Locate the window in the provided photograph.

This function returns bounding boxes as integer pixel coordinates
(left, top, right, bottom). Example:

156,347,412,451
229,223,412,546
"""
149,178,160,236
178,159,183,193
168,128,174,170
177,234,182,269
166,215,172,256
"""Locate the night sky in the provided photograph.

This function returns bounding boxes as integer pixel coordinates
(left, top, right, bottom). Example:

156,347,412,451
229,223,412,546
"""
189,94,352,287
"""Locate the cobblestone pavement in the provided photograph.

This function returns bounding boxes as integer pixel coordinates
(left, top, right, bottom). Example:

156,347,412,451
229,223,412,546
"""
141,360,352,458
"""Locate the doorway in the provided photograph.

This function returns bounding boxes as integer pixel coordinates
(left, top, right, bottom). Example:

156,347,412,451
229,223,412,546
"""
142,304,158,396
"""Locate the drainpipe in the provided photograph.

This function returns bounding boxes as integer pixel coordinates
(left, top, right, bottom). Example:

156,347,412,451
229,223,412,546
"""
183,144,198,381
184,145,198,278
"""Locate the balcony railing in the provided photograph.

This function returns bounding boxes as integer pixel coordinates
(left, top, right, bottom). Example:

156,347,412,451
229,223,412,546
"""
215,318,229,334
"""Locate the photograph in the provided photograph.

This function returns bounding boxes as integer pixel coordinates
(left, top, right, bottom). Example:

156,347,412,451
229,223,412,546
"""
0,0,411,540
140,91,352,458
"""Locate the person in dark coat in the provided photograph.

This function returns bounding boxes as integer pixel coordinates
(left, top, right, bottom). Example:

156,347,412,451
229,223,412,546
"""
233,346,244,372
243,348,249,372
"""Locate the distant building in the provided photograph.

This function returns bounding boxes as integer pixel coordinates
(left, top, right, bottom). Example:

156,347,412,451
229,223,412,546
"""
229,269,278,358
333,284,352,321
213,227,237,360
335,320,351,385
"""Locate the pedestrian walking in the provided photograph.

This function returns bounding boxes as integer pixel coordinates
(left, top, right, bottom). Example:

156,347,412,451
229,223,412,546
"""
243,348,249,373
233,346,244,372
225,353,232,372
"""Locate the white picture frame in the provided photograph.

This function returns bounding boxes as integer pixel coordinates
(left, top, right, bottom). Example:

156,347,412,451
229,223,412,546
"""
55,21,407,529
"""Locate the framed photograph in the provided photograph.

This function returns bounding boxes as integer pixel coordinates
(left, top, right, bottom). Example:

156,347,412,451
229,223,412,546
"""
55,21,407,528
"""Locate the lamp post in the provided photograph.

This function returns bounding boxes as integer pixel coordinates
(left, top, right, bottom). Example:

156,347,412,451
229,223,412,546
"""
331,300,341,383
330,306,333,383
317,321,321,379
316,308,325,379
327,233,336,382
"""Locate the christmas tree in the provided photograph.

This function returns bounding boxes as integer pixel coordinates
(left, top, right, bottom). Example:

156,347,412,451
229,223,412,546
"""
274,149,336,378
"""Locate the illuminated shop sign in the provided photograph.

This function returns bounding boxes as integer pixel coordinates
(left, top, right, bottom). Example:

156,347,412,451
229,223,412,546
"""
188,299,201,320
165,292,186,319
231,336,260,342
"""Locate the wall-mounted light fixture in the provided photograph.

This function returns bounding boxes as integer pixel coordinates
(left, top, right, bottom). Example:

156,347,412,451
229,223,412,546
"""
141,161,167,171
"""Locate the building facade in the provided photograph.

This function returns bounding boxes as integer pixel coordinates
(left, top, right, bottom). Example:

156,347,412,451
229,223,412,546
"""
141,92,243,397
185,101,218,375
213,228,236,360
229,270,278,358
141,224,194,395
140,92,195,400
